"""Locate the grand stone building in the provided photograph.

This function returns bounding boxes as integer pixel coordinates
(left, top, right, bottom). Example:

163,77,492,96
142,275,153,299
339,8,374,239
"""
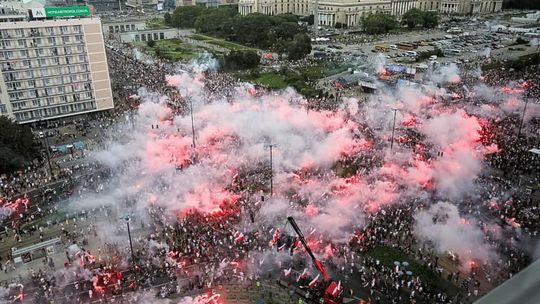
416,0,502,14
239,0,392,27
238,0,503,27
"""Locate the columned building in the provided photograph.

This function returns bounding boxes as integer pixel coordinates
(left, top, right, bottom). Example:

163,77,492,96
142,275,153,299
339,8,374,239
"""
391,0,416,17
415,0,502,14
238,0,391,27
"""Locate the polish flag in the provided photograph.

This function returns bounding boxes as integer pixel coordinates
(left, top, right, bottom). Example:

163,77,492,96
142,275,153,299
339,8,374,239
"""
308,274,320,288
332,281,341,296
297,268,308,282
284,268,292,277
234,232,245,243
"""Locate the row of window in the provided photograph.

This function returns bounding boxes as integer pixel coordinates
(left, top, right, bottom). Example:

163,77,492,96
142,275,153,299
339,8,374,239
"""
0,45,86,60
9,87,92,102
13,101,96,121
0,26,82,39
6,80,92,96
108,24,137,33
134,32,166,42
0,35,85,48
11,91,93,109
4,65,90,82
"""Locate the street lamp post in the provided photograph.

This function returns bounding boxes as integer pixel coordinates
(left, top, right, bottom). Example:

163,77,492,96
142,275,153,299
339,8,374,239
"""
189,97,196,149
268,144,275,197
517,97,529,139
122,216,138,289
38,117,53,175
390,108,398,150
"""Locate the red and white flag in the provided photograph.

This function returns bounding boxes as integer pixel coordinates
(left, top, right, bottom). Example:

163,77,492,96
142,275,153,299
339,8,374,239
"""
296,268,308,282
308,274,320,288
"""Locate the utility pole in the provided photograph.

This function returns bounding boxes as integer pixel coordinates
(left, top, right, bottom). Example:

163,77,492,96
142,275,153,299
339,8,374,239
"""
38,117,53,176
189,97,196,148
268,144,274,197
123,216,138,289
517,97,529,139
390,108,398,150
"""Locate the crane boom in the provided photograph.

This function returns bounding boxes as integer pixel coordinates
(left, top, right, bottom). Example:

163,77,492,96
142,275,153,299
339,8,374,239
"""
287,216,329,282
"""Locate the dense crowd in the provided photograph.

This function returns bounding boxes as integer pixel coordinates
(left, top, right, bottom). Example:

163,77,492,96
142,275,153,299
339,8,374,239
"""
0,37,538,304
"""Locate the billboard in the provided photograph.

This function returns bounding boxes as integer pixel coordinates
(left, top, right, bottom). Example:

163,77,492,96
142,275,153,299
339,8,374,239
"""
31,8,46,18
44,6,91,17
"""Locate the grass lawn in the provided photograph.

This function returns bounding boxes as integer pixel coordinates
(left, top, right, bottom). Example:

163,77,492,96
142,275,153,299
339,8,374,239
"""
140,39,199,61
367,246,458,294
189,34,212,41
254,73,288,90
188,34,252,51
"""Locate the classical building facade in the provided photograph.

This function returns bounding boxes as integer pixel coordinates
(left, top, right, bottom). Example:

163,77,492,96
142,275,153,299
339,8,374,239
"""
0,18,114,123
175,0,238,8
238,0,391,27
238,0,503,25
416,0,502,14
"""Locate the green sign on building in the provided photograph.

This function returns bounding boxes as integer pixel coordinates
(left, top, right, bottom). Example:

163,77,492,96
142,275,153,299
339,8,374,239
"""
44,6,90,17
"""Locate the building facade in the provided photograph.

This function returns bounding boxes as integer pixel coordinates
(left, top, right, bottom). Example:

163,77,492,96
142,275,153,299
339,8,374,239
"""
391,0,416,16
238,0,391,27
0,18,114,123
416,0,502,14
238,0,503,23
175,0,238,8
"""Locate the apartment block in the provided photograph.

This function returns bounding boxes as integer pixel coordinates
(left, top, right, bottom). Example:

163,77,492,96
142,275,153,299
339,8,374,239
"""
0,17,114,123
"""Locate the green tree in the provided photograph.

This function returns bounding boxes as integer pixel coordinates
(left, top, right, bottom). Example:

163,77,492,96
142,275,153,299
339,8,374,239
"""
171,6,205,28
164,12,172,26
147,40,156,48
362,13,398,34
287,33,312,60
503,0,540,10
224,50,260,70
0,117,39,174
402,8,424,29
422,11,438,28
194,7,238,35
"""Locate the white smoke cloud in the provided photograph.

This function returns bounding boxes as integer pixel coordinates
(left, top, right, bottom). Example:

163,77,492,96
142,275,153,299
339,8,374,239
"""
414,202,497,269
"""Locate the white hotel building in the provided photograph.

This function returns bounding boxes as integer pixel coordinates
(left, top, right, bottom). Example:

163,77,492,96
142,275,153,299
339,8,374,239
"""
0,16,114,123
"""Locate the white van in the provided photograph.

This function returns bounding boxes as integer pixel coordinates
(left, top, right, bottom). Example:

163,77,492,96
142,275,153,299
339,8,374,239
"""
405,51,417,57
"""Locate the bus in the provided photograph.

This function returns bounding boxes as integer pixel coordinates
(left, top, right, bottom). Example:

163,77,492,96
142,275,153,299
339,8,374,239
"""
374,45,390,52
523,32,540,39
396,42,417,51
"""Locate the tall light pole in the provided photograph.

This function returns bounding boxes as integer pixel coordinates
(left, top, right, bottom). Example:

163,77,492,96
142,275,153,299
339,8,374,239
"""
189,97,196,149
517,97,529,139
122,215,138,290
390,108,398,150
268,144,275,197
37,117,53,175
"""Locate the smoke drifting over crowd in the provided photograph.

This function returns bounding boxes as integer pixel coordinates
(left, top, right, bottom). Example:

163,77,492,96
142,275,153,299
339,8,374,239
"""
32,51,536,304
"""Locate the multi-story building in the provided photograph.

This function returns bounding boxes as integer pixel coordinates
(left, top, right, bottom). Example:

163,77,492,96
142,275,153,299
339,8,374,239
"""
238,0,502,24
391,0,416,16
0,17,114,123
175,0,238,8
238,0,391,27
416,0,502,14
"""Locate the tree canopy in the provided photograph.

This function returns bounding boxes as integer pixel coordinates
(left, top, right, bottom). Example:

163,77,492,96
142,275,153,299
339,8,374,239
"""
0,117,39,174
166,7,312,60
362,13,398,34
402,8,438,29
503,0,540,10
222,50,260,71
